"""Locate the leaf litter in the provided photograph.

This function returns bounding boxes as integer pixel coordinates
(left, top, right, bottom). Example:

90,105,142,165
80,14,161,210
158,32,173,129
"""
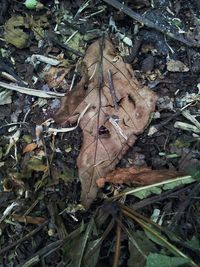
54,38,157,207
1,0,200,266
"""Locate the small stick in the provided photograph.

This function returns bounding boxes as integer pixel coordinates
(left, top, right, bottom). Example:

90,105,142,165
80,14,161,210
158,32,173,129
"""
49,34,84,57
103,0,200,47
0,221,48,255
112,222,121,267
107,69,119,111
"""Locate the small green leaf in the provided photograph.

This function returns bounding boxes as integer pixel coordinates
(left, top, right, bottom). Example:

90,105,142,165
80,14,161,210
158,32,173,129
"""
122,176,195,200
144,228,168,249
145,253,190,267
27,158,47,172
59,166,74,183
163,176,195,190
24,0,38,9
185,236,200,252
133,186,162,199
22,134,33,144
127,230,158,267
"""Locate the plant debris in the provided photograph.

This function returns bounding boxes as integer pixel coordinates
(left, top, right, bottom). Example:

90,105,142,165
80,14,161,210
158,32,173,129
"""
1,0,200,266
54,38,157,207
96,166,182,188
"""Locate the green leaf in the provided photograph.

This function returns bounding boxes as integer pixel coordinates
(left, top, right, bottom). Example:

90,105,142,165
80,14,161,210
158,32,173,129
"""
59,166,74,183
144,228,168,249
27,158,47,172
82,238,102,267
133,186,162,199
163,176,195,190
145,253,190,267
64,218,95,267
127,230,158,267
123,176,195,200
185,236,200,252
24,0,38,9
185,167,200,180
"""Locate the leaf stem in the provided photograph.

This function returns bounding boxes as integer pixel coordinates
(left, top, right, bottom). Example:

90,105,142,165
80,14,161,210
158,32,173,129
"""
112,222,121,267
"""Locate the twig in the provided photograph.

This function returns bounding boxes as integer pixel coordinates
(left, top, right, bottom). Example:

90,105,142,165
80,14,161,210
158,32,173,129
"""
49,34,84,57
48,202,68,239
20,240,63,267
112,222,121,267
107,69,119,111
0,221,48,255
123,35,143,63
63,20,86,34
168,182,200,231
19,223,87,267
103,0,200,47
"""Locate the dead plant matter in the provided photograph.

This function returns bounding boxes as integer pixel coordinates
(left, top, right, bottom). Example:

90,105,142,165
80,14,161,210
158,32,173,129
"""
55,38,157,208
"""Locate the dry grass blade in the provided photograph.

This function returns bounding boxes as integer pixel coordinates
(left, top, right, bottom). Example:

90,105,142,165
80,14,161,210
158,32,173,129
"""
0,81,65,98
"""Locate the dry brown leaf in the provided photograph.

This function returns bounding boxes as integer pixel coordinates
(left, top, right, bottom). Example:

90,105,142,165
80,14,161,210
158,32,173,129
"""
54,38,157,208
44,66,70,89
23,143,38,154
96,167,182,188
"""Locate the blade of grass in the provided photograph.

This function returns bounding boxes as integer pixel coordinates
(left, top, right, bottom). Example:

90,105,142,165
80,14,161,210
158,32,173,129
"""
121,208,198,267
120,204,187,244
82,219,114,264
77,217,95,267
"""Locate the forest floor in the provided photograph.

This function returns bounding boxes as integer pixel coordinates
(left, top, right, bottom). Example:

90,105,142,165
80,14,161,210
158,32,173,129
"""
0,0,200,266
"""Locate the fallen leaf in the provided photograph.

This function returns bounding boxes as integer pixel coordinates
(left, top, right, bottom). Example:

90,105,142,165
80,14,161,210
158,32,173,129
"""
96,167,181,188
54,38,157,208
145,253,190,267
44,66,70,89
23,142,37,154
127,230,158,267
0,89,12,105
4,16,29,48
27,157,47,172
4,130,21,156
166,59,189,72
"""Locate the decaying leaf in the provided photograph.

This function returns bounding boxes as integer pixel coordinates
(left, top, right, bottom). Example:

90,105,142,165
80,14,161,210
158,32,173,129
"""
96,167,182,188
4,130,21,156
0,89,12,105
23,142,37,154
44,66,70,89
54,38,157,207
4,14,49,49
166,59,189,72
4,16,29,49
